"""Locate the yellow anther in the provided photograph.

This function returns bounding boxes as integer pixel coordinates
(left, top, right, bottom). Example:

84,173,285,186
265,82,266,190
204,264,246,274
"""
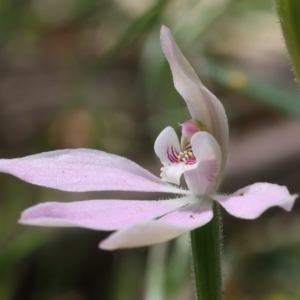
183,150,187,155
184,154,189,158
188,151,193,156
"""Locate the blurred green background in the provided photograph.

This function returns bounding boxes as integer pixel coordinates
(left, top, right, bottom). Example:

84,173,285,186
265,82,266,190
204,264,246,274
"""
0,0,300,299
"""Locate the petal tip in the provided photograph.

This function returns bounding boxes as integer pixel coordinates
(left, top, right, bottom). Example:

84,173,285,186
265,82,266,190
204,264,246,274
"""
283,193,299,211
18,211,31,225
160,24,170,36
17,218,26,225
160,25,173,49
99,240,116,251
17,216,42,226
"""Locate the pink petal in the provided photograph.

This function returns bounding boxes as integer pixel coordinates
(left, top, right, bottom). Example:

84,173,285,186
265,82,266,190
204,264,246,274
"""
184,132,221,195
19,197,194,230
0,149,186,194
213,183,298,219
154,127,198,185
160,26,229,174
180,120,201,138
100,198,213,249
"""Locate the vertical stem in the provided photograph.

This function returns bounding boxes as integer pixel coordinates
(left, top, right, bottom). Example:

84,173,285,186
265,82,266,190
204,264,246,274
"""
190,202,222,300
144,244,167,300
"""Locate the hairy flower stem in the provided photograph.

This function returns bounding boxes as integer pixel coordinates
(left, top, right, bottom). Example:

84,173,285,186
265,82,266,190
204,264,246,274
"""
275,0,300,84
190,202,222,300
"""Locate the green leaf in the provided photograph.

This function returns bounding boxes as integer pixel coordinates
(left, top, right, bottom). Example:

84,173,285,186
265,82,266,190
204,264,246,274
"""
275,0,300,85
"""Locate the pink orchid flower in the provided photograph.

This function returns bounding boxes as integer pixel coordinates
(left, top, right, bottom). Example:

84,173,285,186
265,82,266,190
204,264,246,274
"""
0,26,297,250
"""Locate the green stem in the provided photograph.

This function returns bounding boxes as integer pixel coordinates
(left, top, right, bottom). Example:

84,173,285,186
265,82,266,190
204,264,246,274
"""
275,0,300,85
190,202,222,300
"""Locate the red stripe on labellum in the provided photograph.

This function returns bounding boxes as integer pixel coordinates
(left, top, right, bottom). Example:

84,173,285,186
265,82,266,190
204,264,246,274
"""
166,145,196,165
167,147,179,163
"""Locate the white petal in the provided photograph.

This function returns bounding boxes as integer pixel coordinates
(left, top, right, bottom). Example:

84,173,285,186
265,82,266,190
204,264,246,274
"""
184,132,221,195
154,126,180,163
160,26,229,178
213,183,298,219
100,197,213,249
160,163,196,186
19,197,193,230
0,149,186,194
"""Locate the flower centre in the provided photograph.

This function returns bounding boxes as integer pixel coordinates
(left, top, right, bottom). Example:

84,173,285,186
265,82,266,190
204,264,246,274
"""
167,143,196,165
177,150,195,163
177,142,196,164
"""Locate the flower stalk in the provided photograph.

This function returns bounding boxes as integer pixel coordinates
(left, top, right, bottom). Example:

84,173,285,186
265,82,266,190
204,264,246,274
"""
190,202,222,300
